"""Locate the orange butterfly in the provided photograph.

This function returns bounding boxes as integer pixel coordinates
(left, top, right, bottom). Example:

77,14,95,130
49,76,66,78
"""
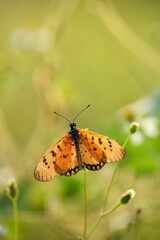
34,105,126,181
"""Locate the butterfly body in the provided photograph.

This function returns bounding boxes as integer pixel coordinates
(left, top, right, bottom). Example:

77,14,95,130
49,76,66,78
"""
34,122,126,182
68,122,84,171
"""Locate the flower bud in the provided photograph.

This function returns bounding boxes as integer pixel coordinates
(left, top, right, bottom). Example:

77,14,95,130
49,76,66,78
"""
129,122,140,134
6,178,18,200
120,189,136,205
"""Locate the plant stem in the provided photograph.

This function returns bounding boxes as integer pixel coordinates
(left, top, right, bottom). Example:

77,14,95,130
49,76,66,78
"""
102,164,118,212
102,132,131,212
12,199,18,240
123,132,131,148
83,167,88,238
86,201,121,240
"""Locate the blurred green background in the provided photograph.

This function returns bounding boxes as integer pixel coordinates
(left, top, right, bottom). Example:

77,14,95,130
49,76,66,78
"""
0,0,160,239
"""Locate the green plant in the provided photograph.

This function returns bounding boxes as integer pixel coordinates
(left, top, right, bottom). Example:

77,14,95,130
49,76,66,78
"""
81,121,139,239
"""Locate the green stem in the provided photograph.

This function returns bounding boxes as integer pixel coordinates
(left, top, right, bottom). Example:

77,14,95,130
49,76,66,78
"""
123,132,131,149
86,202,121,240
12,199,18,240
83,167,88,238
102,164,118,212
102,132,131,212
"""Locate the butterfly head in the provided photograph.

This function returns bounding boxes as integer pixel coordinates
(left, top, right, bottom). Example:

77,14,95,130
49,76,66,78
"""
69,122,77,130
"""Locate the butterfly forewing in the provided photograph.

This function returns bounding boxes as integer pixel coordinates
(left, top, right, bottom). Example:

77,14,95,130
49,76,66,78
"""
79,130,125,170
34,133,79,181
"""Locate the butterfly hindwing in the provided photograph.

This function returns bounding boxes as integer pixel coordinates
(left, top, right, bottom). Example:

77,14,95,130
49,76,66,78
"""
79,132,106,170
79,129,125,170
34,133,79,181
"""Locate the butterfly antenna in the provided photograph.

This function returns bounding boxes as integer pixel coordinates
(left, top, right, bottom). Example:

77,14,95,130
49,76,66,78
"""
73,104,90,122
53,111,71,123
